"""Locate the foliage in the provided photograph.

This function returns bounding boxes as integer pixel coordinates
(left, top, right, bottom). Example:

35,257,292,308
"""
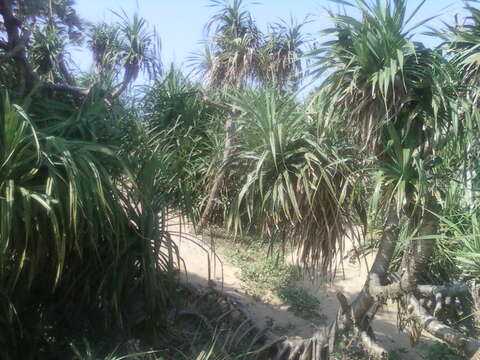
86,10,161,97
312,0,456,165
438,1,480,89
432,210,480,279
421,343,465,360
192,0,309,90
276,287,326,324
197,0,261,89
143,67,225,218
227,88,362,270
258,17,310,90
3,0,480,358
226,239,298,300
177,327,257,360
0,89,179,358
226,238,326,324
70,339,161,360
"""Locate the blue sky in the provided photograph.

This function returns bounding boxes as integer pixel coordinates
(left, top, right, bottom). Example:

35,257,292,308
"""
72,0,467,75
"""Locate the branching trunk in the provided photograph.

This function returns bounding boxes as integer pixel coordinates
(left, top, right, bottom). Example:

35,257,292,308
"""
401,204,439,291
261,207,478,359
0,0,87,97
111,63,139,99
0,0,35,95
198,103,237,230
262,225,399,360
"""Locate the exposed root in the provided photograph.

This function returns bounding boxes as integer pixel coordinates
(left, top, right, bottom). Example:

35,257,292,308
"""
358,328,388,359
263,332,329,360
180,223,479,360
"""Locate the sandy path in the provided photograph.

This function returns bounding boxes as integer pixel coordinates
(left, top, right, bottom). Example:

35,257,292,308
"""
168,218,429,359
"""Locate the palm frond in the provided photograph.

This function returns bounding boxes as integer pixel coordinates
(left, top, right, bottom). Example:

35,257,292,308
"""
227,88,362,271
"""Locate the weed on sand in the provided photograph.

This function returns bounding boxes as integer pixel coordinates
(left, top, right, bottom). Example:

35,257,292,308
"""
226,240,326,324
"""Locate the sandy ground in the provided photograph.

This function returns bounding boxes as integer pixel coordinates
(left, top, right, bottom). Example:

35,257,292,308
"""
167,218,431,359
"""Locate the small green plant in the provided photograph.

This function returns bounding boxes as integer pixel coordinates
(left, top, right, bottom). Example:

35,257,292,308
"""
388,349,402,360
423,343,465,360
70,339,161,360
226,239,327,324
226,240,299,300
276,287,326,324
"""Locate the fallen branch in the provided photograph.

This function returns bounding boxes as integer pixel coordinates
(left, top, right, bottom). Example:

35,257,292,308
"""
417,283,470,297
407,294,480,358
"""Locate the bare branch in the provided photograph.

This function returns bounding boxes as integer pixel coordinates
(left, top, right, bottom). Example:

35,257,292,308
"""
370,276,472,302
42,83,90,96
407,294,480,358
417,283,470,297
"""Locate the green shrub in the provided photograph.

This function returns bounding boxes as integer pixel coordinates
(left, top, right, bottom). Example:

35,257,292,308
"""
0,93,177,358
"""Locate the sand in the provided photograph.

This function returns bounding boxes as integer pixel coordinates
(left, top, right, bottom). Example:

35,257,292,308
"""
168,217,431,359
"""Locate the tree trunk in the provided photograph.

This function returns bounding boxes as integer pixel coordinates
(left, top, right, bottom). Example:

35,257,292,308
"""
400,198,439,291
198,114,236,230
0,0,35,96
263,224,399,360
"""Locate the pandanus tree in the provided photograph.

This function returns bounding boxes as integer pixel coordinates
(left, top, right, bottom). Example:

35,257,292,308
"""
258,17,309,91
0,2,176,357
439,1,480,208
434,1,480,290
197,0,310,228
196,0,261,229
108,11,161,98
227,88,360,272
260,1,480,359
0,0,160,99
200,0,261,89
84,11,161,97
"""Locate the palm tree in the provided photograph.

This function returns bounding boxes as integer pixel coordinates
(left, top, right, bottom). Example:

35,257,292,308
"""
439,2,480,91
261,1,480,358
434,2,480,293
258,17,310,91
86,11,161,98
196,1,311,229
201,0,261,89
317,0,452,327
110,11,161,98
196,0,262,229
227,88,360,272
88,22,121,75
0,92,149,355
